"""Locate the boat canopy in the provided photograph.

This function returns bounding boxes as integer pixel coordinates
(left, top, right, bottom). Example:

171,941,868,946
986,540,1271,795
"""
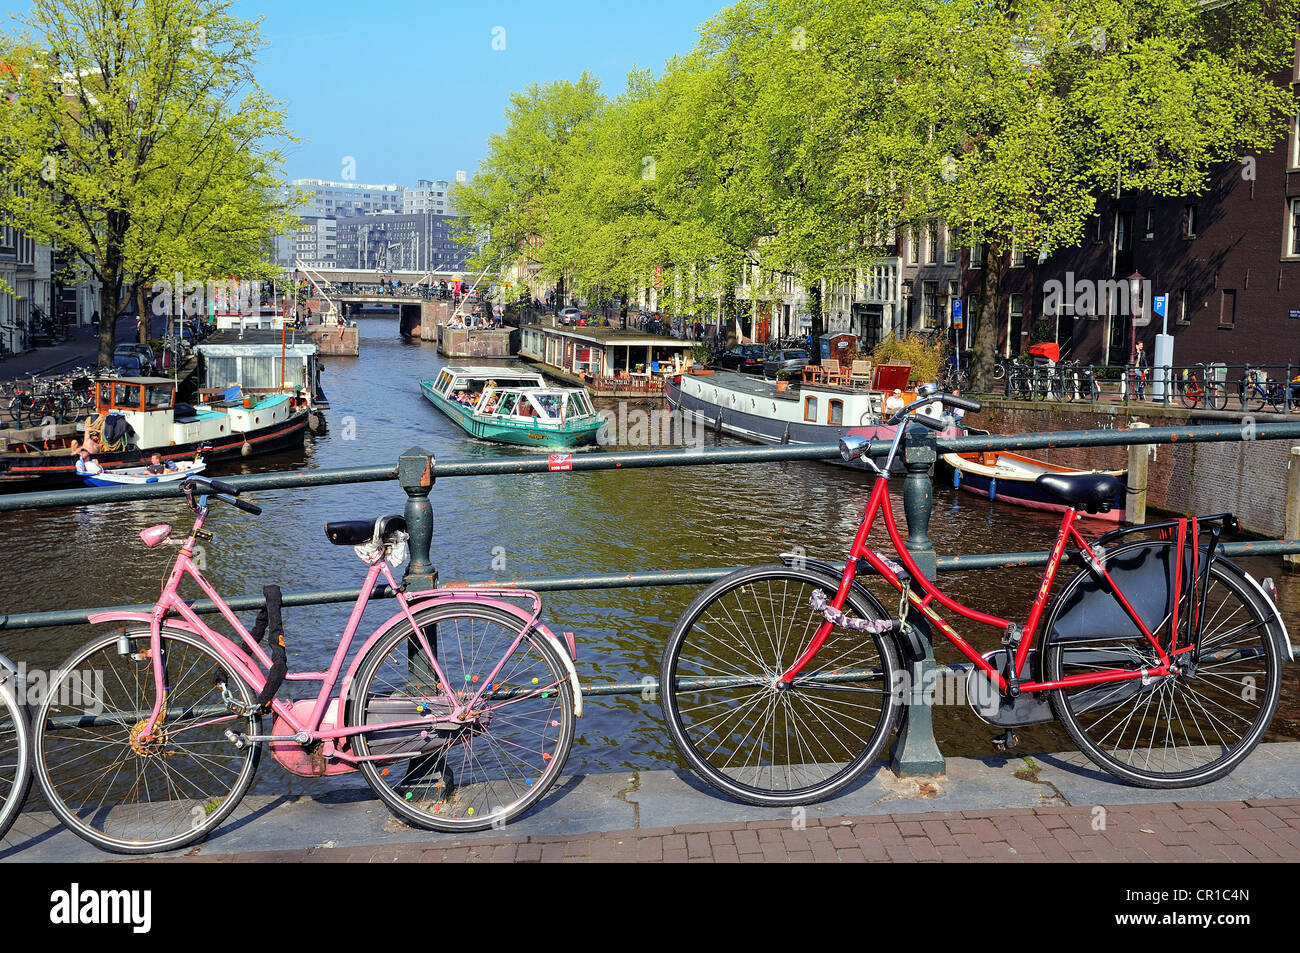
472,387,596,424
95,378,175,414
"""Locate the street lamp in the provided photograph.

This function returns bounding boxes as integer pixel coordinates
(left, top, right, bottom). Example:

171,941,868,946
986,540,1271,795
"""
1127,270,1143,368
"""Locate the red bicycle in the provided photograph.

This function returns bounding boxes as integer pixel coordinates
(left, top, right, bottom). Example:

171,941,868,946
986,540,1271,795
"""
660,385,1289,805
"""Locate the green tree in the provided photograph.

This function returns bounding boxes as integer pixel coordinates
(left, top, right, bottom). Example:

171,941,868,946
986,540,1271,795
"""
0,0,296,367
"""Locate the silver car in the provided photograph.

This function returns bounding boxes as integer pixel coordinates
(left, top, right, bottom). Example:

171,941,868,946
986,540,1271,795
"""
762,349,810,379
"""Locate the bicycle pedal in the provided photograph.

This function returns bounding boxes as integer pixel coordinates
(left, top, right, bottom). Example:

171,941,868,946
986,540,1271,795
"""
990,730,1019,753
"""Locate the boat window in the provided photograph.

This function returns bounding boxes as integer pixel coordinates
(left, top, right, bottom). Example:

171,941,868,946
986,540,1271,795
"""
496,394,518,416
97,381,113,407
435,370,450,391
535,394,562,418
114,382,142,409
804,396,818,422
565,393,587,418
146,385,173,409
829,399,844,426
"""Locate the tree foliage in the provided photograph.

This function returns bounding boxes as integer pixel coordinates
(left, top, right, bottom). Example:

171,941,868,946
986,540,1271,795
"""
0,0,297,365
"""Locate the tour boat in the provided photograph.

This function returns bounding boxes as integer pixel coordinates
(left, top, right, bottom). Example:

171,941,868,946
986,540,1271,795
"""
81,457,207,488
942,446,1127,522
0,377,311,490
420,365,604,448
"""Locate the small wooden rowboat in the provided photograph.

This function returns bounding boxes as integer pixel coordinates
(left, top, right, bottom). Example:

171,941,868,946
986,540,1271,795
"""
942,447,1126,522
82,458,207,488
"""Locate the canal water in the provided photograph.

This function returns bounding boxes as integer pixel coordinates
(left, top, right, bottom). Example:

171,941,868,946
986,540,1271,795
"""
2,316,1297,794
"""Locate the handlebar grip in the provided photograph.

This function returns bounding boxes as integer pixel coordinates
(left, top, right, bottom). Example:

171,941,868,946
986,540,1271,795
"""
913,413,948,432
887,411,906,427
943,393,982,413
219,494,262,515
207,478,240,496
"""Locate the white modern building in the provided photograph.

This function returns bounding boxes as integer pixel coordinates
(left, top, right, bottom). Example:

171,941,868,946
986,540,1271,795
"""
403,179,455,216
292,179,404,218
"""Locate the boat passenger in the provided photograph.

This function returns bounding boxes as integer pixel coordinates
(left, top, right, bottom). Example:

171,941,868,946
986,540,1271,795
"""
145,452,178,475
884,388,905,417
75,447,104,476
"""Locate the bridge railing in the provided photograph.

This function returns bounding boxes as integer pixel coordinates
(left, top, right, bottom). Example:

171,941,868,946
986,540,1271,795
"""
3,421,1300,773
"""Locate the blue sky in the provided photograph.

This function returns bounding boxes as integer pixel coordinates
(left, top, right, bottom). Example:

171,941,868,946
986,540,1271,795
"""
232,0,726,185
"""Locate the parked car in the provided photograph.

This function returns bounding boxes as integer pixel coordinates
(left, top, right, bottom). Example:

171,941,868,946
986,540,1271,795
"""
113,343,156,375
558,307,582,325
718,344,767,373
763,349,810,379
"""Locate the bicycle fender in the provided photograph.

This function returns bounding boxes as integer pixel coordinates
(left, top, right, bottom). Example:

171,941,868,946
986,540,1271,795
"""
86,610,207,636
1216,559,1294,663
340,593,584,717
776,555,923,661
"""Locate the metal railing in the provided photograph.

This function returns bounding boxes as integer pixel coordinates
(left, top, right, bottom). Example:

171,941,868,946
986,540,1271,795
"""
2,421,1300,773
998,360,1300,413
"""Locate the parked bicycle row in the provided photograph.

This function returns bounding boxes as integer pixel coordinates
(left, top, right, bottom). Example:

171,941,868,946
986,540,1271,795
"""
1,397,1293,855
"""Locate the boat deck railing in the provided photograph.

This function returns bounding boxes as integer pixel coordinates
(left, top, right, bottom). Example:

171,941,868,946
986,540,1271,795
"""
2,419,1300,772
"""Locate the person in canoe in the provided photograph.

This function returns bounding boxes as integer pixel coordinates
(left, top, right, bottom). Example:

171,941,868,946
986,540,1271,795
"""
145,452,178,475
75,447,103,477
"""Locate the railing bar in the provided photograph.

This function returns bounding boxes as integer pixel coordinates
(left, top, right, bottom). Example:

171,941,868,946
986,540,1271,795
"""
4,540,1297,634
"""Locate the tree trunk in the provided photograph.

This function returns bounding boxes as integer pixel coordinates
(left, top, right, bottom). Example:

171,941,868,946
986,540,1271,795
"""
807,276,824,366
137,285,149,346
97,279,119,369
969,243,1005,393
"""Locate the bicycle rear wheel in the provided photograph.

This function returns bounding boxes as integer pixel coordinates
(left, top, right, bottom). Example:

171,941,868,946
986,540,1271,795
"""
0,674,31,842
33,626,261,854
349,602,575,832
660,565,902,806
1178,381,1199,409
1206,382,1228,411
1042,544,1282,787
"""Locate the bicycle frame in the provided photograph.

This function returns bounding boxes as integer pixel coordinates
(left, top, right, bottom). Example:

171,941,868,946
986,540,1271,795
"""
92,502,581,764
781,461,1185,696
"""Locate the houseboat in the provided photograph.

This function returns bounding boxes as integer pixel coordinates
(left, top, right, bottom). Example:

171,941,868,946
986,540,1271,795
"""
0,377,311,490
517,323,696,397
667,370,932,468
420,366,603,448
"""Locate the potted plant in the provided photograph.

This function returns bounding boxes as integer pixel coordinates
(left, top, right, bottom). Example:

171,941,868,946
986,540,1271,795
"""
776,369,794,392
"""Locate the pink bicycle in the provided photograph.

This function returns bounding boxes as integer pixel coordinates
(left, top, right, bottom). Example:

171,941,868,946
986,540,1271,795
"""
32,475,581,854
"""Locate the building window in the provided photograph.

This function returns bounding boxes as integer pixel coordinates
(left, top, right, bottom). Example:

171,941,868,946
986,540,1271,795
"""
1288,199,1300,256
944,225,957,263
1011,238,1025,268
1115,211,1133,252
1292,115,1300,169
1219,289,1236,328
922,281,938,328
969,243,984,269
1090,215,1103,243
804,396,819,422
908,228,919,264
1143,208,1155,240
1009,293,1024,334
828,399,844,426
1177,289,1192,326
927,220,938,263
1184,204,1198,239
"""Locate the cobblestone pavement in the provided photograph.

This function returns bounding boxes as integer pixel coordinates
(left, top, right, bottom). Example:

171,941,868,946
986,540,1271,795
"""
152,798,1300,863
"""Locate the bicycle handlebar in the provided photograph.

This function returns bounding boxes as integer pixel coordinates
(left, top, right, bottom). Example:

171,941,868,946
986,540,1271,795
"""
943,393,982,413
217,494,262,516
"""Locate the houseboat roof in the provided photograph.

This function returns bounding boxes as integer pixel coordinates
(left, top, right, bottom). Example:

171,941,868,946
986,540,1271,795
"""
104,376,176,387
196,330,320,353
527,326,696,348
443,365,545,377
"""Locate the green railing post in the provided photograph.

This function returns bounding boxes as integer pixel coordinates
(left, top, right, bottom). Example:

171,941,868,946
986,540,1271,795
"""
891,421,945,777
398,446,437,590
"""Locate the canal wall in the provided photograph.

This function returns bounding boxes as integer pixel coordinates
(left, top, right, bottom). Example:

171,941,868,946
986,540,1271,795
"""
966,398,1300,538
308,324,359,356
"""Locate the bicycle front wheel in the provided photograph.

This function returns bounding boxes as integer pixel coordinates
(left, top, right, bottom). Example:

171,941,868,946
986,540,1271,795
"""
33,626,262,854
1043,546,1282,788
660,565,902,806
0,675,31,842
1178,382,1198,409
349,603,575,832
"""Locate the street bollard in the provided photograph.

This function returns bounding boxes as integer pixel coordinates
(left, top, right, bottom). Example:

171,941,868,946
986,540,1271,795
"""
891,422,946,776
398,446,437,590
